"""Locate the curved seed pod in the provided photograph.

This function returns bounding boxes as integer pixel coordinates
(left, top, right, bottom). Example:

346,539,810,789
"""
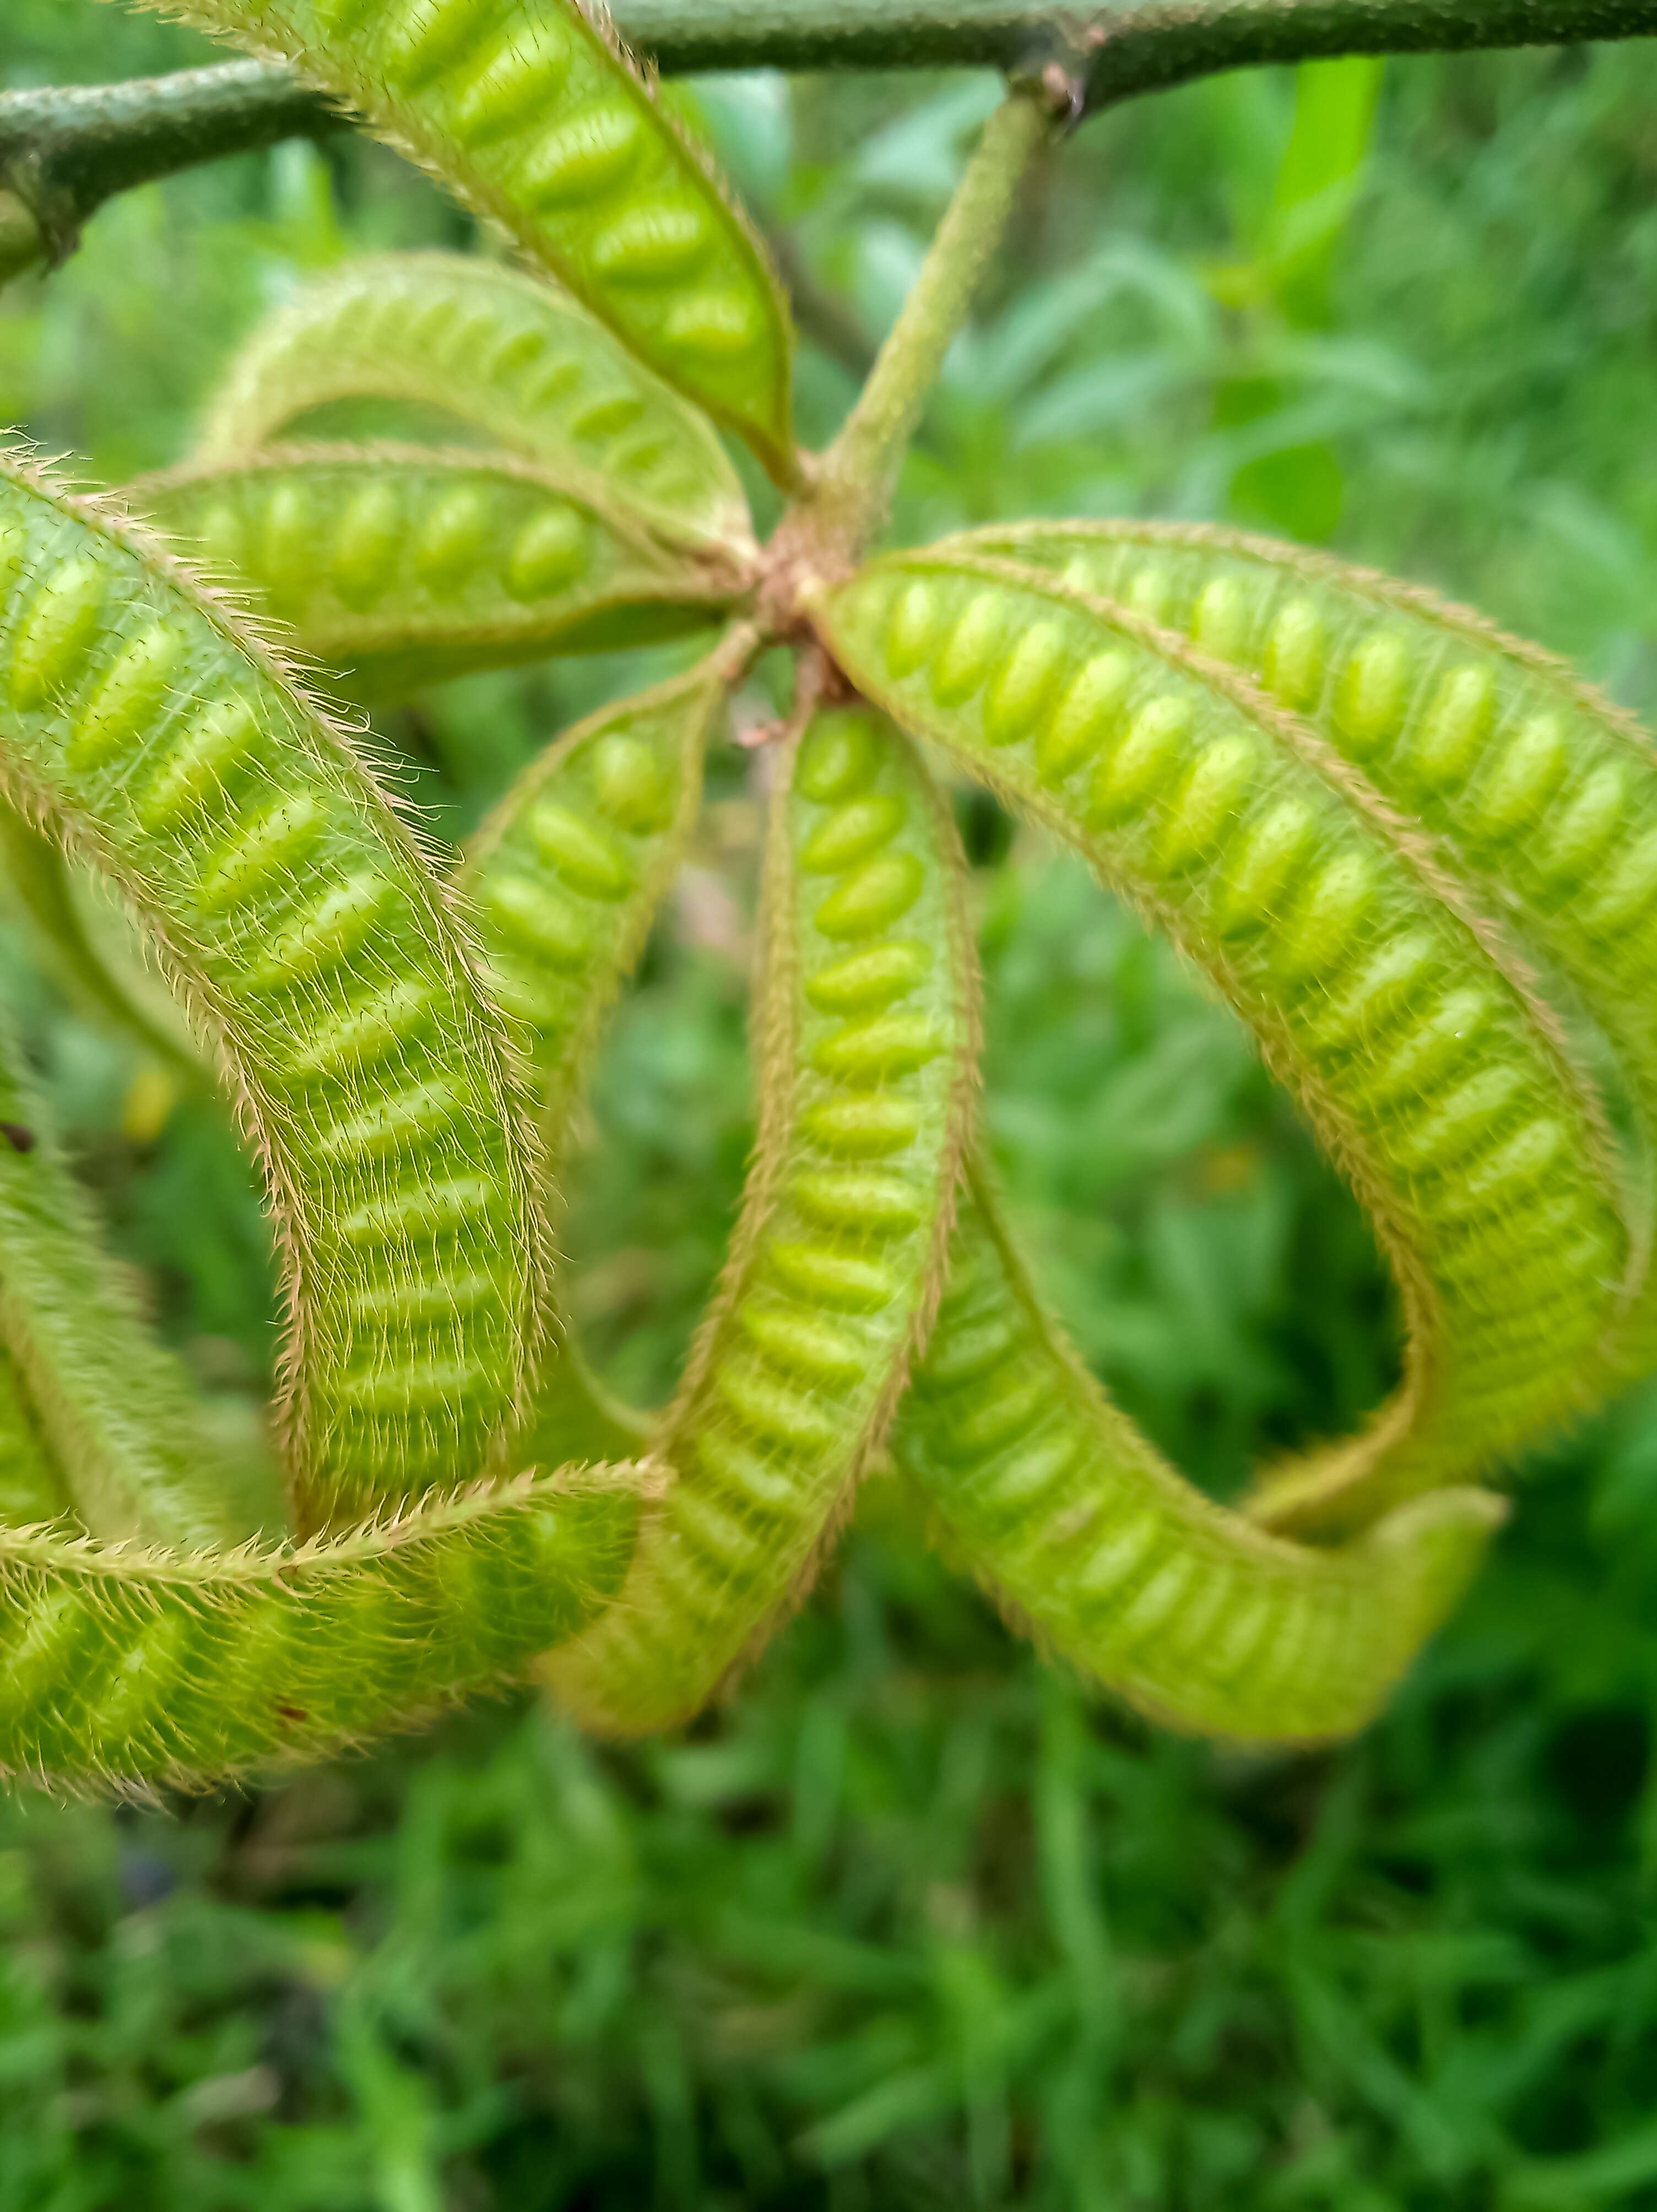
814,552,1628,1532
0,795,198,1075
545,706,979,1733
463,649,732,1145
896,1162,1503,1743
941,520,1657,1389
0,995,259,1549
0,1466,638,1790
196,252,754,559
131,444,741,703
0,454,545,1536
136,3,797,482
464,648,735,1471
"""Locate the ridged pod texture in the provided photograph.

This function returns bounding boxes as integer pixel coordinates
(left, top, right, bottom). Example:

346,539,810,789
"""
195,252,753,557
0,1468,637,1788
133,444,739,701
0,457,545,1536
131,3,796,480
816,554,1628,1531
897,1164,1502,1743
463,653,725,1149
544,707,978,1733
464,652,725,1474
946,521,1657,1400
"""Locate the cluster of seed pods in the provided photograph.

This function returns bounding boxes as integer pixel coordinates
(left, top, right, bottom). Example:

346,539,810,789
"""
2,3,1646,1787
0,453,639,1782
813,555,1631,1533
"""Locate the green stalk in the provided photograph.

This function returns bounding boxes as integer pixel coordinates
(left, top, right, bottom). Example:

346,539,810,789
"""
792,90,1053,578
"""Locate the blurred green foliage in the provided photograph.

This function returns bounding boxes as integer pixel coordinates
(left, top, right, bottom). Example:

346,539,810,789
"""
6,10,1657,2205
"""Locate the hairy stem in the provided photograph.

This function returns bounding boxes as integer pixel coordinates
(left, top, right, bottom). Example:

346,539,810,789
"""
0,59,345,267
619,0,1657,100
808,90,1052,563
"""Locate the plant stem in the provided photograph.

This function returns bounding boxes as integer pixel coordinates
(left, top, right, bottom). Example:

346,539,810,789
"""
10,0,1657,264
809,90,1053,564
616,0,1657,102
0,59,344,267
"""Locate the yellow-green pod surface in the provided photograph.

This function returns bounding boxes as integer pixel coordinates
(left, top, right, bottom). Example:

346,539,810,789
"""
464,648,734,1473
196,252,754,559
0,456,545,1535
132,445,741,702
473,665,1493,1744
464,648,732,1146
816,552,1628,1532
142,3,796,481
945,520,1657,1402
0,1466,637,1789
896,1164,1502,1743
545,708,978,1733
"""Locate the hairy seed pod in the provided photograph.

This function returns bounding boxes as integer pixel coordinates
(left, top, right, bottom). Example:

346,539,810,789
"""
196,252,754,560
465,648,729,1472
131,5,797,481
463,650,730,1148
896,1163,1503,1742
544,707,979,1734
0,1466,637,1790
132,445,740,701
815,552,1628,1533
0,454,547,1536
942,521,1657,1409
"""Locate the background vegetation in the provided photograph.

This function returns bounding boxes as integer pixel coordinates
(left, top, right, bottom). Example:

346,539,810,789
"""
5,9,1657,2205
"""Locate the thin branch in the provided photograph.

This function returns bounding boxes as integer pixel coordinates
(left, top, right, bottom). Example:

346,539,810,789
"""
0,59,344,269
601,0,1657,94
4,0,1656,273
1069,0,1657,107
812,90,1053,559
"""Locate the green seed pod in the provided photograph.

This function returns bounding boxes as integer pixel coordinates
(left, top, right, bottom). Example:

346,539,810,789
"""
132,446,741,702
467,643,749,1474
0,454,548,1536
942,519,1657,1458
197,253,754,560
0,1466,638,1789
143,3,797,482
895,1163,1503,1743
544,708,979,1734
815,550,1628,1535
465,648,729,1151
